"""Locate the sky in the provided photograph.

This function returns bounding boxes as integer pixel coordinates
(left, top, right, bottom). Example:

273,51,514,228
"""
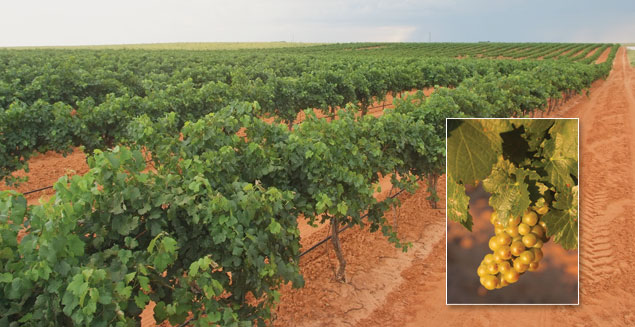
1,0,635,46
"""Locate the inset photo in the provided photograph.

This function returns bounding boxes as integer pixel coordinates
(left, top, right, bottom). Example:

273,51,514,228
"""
446,118,579,305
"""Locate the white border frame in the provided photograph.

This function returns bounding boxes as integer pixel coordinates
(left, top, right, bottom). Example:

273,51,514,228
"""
445,117,580,306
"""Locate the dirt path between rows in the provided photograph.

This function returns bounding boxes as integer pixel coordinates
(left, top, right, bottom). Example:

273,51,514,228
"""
279,47,635,327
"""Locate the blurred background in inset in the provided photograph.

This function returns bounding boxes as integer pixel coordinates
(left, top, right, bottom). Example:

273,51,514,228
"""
447,184,578,304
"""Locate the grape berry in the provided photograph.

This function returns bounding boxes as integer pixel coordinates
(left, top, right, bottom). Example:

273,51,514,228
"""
478,206,550,290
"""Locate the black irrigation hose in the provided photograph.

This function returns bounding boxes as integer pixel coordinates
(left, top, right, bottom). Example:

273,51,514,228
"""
22,185,54,195
176,317,195,327
13,157,156,196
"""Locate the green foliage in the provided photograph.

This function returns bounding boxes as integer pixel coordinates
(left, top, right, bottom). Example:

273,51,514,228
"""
0,143,303,326
0,44,616,184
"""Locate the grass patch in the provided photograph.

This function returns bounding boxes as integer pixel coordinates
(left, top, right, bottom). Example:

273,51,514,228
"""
624,43,635,66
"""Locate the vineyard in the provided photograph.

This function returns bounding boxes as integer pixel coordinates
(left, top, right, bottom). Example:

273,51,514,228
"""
0,42,623,325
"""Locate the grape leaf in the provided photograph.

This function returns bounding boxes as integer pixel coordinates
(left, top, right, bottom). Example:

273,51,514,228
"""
513,119,554,152
447,119,508,185
447,175,472,231
542,185,578,250
540,119,578,191
482,159,532,226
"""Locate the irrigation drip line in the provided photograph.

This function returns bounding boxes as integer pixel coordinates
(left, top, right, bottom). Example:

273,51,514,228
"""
12,157,156,196
176,317,195,327
23,185,54,195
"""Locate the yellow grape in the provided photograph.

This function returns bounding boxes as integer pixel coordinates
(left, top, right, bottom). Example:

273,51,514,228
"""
528,261,540,271
477,265,489,277
519,250,535,265
496,233,512,247
487,262,499,274
503,268,520,283
531,225,545,239
505,225,520,238
489,236,501,251
522,210,538,226
490,211,499,224
513,259,529,273
510,240,526,257
483,275,499,290
522,233,538,248
498,261,512,273
496,245,512,260
483,254,495,265
518,223,531,236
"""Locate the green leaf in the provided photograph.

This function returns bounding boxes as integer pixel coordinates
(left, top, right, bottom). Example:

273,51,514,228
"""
540,119,577,191
118,249,133,266
98,292,112,305
137,275,150,292
188,180,201,192
161,237,178,254
113,215,139,235
514,119,554,152
134,292,150,308
542,185,578,250
105,152,120,169
124,272,136,284
153,252,172,272
67,235,85,257
482,159,532,225
9,195,27,223
268,219,281,234
447,119,506,185
337,202,348,215
0,272,13,283
447,175,472,231
189,261,200,278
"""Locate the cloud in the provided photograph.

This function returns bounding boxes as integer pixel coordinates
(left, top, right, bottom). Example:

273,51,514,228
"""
0,0,634,46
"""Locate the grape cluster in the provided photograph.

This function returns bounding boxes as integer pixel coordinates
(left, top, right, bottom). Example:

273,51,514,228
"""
477,205,550,290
